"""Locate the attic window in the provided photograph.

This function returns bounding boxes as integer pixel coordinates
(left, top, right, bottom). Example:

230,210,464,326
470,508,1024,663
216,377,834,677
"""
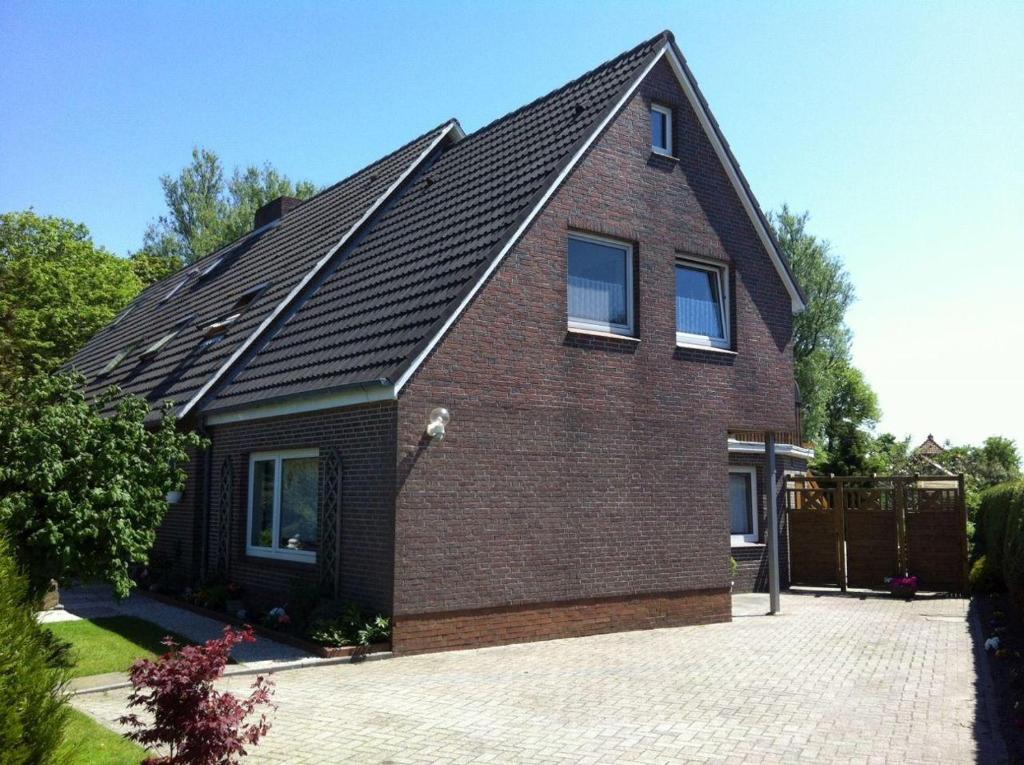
203,284,268,339
99,341,141,375
139,317,193,362
651,103,673,156
161,269,199,304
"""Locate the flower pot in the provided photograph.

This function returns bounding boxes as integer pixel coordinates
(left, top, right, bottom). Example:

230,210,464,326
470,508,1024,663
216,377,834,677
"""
890,586,917,599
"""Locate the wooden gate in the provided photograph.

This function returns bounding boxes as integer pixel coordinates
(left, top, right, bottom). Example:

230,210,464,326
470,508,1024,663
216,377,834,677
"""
784,475,967,592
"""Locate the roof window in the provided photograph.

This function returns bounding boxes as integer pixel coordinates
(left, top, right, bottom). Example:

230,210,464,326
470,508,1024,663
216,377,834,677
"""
139,317,193,362
99,341,141,376
203,284,268,339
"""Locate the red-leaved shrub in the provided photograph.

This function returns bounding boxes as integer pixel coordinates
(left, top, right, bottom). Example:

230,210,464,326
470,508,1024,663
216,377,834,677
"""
119,626,275,765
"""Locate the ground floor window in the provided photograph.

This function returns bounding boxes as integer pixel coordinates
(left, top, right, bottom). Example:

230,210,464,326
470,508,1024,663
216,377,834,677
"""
247,449,319,562
729,467,758,545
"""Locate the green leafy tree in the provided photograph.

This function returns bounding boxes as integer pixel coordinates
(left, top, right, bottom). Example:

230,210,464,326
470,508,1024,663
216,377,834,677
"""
0,210,141,387
772,206,881,473
0,535,69,764
131,147,317,280
0,373,207,598
864,432,913,475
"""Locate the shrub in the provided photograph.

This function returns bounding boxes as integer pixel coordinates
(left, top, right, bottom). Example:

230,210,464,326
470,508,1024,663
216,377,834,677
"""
976,481,1024,604
308,601,392,647
969,555,1004,594
357,615,391,646
120,626,274,765
0,535,69,764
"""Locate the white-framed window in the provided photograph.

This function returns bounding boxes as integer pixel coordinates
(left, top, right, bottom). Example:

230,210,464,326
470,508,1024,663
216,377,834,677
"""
651,103,673,155
246,449,320,563
676,259,730,349
729,466,759,545
567,233,635,336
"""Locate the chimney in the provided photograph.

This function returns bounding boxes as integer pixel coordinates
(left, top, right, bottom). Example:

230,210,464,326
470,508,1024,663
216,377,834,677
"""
254,196,302,230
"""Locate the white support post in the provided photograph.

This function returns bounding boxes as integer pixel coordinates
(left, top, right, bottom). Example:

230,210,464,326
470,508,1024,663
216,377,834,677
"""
766,432,781,614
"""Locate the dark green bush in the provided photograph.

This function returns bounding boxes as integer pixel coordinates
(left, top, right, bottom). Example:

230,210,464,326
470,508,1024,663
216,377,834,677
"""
975,481,1024,603
969,555,1004,594
307,601,392,647
0,535,70,764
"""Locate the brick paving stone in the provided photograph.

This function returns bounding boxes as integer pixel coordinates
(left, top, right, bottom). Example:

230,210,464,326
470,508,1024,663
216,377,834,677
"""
73,592,1004,763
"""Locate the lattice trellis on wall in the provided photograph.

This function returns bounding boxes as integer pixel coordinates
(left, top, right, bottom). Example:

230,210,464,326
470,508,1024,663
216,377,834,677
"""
216,456,233,577
319,448,342,595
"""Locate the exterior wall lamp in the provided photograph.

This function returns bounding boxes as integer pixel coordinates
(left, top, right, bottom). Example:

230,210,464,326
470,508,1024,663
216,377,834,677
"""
426,407,451,440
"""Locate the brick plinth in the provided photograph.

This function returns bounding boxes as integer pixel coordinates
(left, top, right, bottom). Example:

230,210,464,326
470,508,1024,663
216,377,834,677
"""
392,588,730,655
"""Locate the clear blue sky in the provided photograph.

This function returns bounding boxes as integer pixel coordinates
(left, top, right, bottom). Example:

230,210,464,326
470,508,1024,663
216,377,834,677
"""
2,1,1022,453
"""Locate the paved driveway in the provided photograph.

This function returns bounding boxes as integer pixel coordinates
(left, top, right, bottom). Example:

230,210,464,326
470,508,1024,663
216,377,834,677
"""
74,592,1002,764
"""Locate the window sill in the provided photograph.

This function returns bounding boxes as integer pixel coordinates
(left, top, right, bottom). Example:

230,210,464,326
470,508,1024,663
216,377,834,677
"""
651,149,678,161
567,327,640,343
245,547,317,565
676,343,736,356
730,540,764,549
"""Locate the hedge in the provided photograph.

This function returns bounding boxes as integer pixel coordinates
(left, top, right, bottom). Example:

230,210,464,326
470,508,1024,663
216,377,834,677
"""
974,480,1024,600
0,534,70,763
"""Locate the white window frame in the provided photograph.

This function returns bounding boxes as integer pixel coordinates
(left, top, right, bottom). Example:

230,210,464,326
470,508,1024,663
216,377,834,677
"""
729,466,759,545
246,448,319,563
567,233,635,337
675,258,730,350
651,103,673,156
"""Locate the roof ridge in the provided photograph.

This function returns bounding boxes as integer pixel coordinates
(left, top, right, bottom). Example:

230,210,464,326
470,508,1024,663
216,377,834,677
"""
459,30,669,144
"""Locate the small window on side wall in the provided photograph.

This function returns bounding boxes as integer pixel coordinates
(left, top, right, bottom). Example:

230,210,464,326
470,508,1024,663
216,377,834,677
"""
676,260,729,349
729,467,758,545
247,449,319,563
567,234,634,336
651,103,673,155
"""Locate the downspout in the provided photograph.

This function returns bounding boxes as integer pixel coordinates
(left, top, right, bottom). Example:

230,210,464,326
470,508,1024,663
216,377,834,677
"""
197,416,212,584
766,431,781,614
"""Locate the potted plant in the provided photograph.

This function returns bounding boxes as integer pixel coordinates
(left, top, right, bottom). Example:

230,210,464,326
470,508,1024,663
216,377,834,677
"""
888,575,918,599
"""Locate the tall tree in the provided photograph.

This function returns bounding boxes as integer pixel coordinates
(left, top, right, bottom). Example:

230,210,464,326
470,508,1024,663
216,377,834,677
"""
771,206,880,473
0,210,141,388
131,148,317,281
0,373,206,598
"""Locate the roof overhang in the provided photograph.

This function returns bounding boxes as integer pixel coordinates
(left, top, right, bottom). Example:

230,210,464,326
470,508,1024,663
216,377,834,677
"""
728,438,815,461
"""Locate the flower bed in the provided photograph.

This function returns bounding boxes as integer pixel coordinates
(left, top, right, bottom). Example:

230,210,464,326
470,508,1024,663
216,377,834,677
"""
140,590,390,659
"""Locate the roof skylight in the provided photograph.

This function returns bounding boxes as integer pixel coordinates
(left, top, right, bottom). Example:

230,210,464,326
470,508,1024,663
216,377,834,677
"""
139,317,193,362
99,341,141,376
203,284,269,339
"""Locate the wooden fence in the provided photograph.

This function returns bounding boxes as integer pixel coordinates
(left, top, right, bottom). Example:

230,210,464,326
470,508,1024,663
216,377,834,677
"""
784,474,968,592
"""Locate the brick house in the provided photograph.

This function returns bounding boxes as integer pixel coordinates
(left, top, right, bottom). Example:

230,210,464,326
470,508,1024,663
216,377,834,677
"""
68,30,809,654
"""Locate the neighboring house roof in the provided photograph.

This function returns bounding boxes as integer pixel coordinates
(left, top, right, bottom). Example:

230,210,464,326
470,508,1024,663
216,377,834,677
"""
67,30,805,420
914,434,946,456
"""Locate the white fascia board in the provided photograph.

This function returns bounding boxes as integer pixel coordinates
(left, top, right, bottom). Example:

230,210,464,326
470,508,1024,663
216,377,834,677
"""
728,439,815,461
392,48,669,395
205,383,396,426
181,121,461,420
660,47,805,314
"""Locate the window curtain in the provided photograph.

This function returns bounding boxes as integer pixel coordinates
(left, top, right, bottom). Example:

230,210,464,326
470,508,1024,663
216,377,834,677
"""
676,267,723,337
569,275,627,326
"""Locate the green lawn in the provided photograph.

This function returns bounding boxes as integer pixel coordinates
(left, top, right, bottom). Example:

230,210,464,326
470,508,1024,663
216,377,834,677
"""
45,615,188,678
58,709,145,765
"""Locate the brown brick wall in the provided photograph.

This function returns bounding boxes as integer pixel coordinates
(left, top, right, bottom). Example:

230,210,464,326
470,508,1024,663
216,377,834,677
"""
151,447,204,588
394,58,798,634
203,401,397,611
392,587,730,655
